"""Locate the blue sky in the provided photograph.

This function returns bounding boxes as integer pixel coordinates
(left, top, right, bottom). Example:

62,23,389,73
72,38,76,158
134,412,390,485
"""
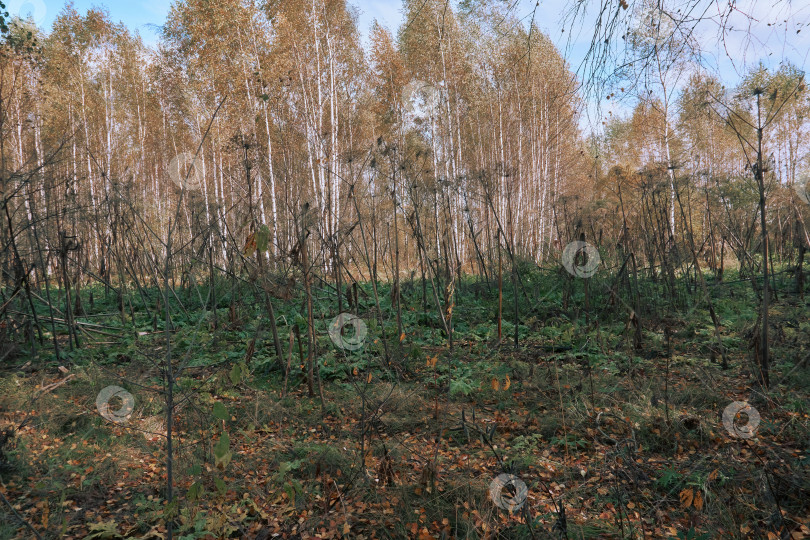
12,0,810,128
10,0,171,42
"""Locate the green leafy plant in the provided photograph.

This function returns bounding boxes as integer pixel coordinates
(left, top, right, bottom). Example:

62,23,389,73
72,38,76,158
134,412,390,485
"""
549,433,588,451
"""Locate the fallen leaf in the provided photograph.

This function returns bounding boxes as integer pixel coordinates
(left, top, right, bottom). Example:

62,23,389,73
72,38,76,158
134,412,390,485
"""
679,488,693,508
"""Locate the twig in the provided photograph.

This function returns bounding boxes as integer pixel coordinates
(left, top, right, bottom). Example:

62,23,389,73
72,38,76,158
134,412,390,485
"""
34,374,76,397
0,481,43,540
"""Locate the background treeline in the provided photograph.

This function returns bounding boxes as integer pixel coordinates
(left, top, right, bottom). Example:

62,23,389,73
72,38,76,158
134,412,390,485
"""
0,0,808,356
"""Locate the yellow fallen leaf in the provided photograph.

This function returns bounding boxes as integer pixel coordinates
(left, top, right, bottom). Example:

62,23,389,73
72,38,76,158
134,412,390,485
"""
693,490,703,511
491,378,500,391
679,488,693,508
503,375,511,391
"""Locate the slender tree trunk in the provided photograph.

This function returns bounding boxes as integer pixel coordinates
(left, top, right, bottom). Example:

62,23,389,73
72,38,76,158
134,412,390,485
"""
756,94,770,388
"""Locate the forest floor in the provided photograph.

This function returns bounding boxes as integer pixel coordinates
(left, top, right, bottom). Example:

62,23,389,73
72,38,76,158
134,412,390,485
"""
0,267,809,539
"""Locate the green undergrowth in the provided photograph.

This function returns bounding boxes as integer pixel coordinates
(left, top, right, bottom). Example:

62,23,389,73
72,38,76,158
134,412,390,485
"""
0,264,809,538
